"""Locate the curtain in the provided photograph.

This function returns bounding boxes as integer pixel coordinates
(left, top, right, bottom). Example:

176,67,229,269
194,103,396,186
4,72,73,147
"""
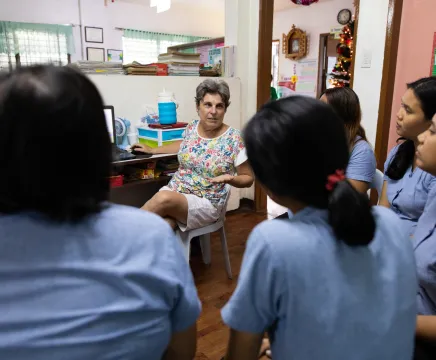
0,21,75,71
122,29,209,64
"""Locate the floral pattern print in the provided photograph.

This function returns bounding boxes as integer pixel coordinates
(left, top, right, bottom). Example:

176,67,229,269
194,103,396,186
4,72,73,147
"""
167,120,245,209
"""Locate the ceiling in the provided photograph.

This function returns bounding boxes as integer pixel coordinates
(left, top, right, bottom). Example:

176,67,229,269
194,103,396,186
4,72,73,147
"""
115,0,225,10
116,0,304,12
116,0,332,13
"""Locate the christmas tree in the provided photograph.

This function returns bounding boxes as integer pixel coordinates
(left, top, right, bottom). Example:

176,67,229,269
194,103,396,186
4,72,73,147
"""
330,20,355,87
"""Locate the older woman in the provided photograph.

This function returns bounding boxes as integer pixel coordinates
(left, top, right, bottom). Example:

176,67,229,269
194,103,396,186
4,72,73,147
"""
132,79,254,231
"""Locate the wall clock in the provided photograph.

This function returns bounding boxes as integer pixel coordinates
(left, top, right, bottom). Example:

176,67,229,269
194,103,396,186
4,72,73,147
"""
337,9,352,25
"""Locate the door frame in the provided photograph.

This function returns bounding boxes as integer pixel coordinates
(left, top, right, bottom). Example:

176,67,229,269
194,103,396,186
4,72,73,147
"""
254,0,274,212
254,0,403,210
317,33,330,98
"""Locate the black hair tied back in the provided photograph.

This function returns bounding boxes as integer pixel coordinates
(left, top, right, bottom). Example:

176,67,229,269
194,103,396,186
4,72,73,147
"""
243,96,376,248
328,179,376,246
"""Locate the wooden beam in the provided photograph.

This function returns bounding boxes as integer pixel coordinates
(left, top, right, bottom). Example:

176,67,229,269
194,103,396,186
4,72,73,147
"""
254,0,274,213
374,0,404,169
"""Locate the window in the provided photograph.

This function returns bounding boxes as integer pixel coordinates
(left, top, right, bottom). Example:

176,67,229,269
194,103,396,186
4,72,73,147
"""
122,30,209,64
0,22,74,72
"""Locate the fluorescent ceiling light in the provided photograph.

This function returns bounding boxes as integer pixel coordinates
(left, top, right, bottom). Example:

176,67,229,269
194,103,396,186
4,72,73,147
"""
157,0,171,13
150,0,157,7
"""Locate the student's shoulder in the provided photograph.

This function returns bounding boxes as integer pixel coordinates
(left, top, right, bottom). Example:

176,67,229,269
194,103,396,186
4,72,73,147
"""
250,218,317,255
352,138,373,153
372,206,412,243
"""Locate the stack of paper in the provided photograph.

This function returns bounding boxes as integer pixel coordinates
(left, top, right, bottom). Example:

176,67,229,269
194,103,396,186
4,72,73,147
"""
73,61,124,75
158,52,200,76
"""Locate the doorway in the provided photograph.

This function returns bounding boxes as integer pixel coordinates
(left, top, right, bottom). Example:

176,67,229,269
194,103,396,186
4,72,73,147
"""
272,39,280,90
317,33,340,98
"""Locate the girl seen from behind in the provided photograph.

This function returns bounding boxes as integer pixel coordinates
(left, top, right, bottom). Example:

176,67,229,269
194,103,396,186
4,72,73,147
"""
221,96,417,360
381,77,436,238
0,66,200,360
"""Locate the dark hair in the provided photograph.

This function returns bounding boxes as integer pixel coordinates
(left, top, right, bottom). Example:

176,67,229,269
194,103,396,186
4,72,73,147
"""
0,65,111,222
386,76,436,180
243,96,376,246
322,87,368,148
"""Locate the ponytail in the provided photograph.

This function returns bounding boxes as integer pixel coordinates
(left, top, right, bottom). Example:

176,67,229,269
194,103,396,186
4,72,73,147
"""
385,139,414,180
328,180,376,246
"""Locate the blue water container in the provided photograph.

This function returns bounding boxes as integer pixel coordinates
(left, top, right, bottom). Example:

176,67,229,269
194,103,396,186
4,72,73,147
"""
158,102,177,125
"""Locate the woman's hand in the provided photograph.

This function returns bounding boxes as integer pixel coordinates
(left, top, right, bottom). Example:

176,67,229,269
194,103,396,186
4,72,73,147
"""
131,143,155,154
210,174,234,184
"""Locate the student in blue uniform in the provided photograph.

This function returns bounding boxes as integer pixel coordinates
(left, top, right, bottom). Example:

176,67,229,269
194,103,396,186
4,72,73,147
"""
412,113,436,357
0,66,200,360
321,87,376,193
380,77,436,238
221,96,417,360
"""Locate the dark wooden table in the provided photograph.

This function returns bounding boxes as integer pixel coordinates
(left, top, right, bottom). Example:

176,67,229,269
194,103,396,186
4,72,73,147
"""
110,153,177,208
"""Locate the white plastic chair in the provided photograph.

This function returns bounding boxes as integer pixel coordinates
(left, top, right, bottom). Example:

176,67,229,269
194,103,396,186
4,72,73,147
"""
370,169,384,203
177,186,232,279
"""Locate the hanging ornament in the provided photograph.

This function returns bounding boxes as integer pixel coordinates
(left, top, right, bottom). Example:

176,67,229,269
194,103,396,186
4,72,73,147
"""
291,0,319,5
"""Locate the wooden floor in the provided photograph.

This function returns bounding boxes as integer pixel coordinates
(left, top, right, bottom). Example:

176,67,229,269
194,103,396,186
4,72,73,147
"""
190,209,266,360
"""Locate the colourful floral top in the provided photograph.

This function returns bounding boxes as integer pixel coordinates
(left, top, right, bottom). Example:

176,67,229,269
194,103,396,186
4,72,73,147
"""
167,120,247,209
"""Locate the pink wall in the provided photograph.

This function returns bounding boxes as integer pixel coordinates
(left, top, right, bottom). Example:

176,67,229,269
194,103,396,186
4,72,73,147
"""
387,0,436,152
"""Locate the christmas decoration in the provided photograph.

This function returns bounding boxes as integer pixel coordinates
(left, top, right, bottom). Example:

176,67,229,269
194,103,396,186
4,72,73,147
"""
330,20,355,87
291,0,319,5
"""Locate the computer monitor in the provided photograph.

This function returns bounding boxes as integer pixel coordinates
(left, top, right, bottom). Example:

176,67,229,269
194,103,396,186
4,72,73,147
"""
103,105,116,144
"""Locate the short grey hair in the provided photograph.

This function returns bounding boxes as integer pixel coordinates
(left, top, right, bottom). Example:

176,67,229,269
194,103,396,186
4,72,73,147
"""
195,78,231,109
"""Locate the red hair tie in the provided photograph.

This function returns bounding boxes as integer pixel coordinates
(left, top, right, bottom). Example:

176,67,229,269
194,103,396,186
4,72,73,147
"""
326,169,345,192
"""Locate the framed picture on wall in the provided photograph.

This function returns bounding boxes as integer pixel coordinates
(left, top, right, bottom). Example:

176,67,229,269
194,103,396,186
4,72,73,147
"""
107,49,123,63
87,47,105,62
85,26,104,43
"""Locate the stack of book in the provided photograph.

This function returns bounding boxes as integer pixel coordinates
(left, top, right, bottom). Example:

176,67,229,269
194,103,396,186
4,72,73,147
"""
123,62,158,76
158,52,200,76
72,61,124,75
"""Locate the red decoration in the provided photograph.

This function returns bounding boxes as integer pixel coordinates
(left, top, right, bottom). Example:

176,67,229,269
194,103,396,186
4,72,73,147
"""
326,170,346,191
291,0,319,5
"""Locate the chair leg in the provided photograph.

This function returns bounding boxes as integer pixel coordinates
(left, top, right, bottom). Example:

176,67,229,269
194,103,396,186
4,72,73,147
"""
199,233,211,265
219,226,232,279
176,230,190,262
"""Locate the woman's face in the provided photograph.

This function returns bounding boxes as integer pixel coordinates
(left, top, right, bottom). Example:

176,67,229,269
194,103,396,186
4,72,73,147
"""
416,114,436,175
197,93,226,130
396,88,429,140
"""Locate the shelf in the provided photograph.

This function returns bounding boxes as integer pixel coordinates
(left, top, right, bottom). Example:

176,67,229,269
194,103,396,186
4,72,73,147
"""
112,176,172,190
112,153,178,166
167,36,225,52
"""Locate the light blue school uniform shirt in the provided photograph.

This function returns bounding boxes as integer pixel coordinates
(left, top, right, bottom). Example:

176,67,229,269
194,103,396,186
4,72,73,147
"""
384,144,436,237
0,204,201,360
222,206,417,360
413,187,436,315
346,136,376,183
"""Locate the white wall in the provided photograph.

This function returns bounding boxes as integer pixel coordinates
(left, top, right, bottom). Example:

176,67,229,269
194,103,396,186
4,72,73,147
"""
352,0,390,147
0,0,225,62
225,0,260,200
273,0,354,97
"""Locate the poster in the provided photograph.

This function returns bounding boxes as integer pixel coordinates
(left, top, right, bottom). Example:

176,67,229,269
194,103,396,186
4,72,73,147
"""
431,33,436,76
295,59,318,97
278,80,296,97
107,49,123,63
